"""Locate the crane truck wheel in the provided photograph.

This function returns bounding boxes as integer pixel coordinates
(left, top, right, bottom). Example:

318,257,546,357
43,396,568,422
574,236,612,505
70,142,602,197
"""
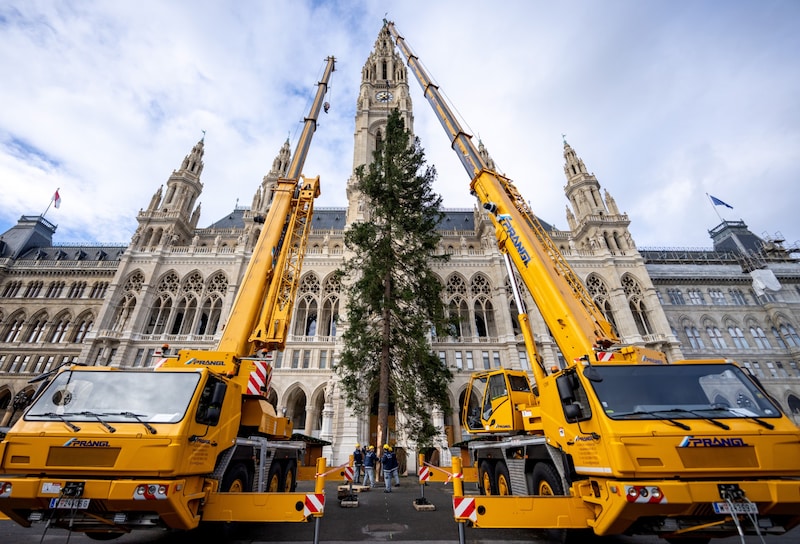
531,462,563,496
267,461,284,492
222,462,253,492
479,460,497,495
282,460,298,492
495,461,512,495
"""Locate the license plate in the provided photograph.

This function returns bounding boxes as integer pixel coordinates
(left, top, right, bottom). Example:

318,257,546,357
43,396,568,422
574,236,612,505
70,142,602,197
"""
712,501,758,515
49,498,90,509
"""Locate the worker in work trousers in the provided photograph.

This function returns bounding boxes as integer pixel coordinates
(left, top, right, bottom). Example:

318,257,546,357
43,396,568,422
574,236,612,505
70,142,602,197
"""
381,444,399,492
363,445,377,487
353,444,364,484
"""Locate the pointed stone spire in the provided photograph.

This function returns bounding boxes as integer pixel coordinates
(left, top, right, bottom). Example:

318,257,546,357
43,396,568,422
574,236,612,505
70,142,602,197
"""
134,137,205,249
179,138,205,177
148,185,163,211
562,140,605,219
604,189,620,215
253,139,293,214
477,140,497,172
560,139,633,255
347,23,414,226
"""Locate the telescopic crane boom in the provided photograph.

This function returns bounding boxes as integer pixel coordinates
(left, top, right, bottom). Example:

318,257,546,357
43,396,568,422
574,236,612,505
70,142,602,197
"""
385,21,661,380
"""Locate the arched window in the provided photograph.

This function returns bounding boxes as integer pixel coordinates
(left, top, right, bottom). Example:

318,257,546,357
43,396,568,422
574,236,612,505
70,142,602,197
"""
684,326,705,349
72,316,94,343
728,326,749,349
446,275,470,338
145,272,179,335
782,324,800,347
772,327,787,349
2,314,26,343
111,293,136,331
50,315,71,343
196,297,216,335
706,326,728,349
471,274,496,338
750,326,770,350
622,275,652,336
319,275,341,337
687,289,705,305
667,288,685,305
586,274,618,334
25,314,48,343
144,296,167,334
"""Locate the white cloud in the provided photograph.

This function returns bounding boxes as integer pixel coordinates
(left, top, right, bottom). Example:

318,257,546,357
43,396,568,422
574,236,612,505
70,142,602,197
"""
1,0,798,250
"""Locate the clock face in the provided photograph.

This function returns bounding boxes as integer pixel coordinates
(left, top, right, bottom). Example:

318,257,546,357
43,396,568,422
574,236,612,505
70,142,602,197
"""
376,90,393,102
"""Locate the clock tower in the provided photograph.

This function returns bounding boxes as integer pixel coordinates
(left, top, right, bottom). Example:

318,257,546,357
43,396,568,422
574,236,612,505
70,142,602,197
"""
346,23,414,224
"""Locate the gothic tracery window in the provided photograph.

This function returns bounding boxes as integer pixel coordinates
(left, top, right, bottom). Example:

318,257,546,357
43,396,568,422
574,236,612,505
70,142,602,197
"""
586,274,618,334
294,274,320,337
622,274,653,336
471,274,497,338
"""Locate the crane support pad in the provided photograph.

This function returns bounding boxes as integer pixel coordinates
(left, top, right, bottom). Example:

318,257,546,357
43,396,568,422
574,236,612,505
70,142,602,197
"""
201,492,310,522
468,495,594,529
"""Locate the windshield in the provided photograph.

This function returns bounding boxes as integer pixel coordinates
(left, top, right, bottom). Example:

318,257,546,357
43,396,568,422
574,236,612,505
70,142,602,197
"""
589,364,782,420
25,370,201,424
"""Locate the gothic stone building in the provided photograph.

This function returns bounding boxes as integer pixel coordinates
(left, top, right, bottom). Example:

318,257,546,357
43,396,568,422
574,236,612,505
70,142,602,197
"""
2,26,799,468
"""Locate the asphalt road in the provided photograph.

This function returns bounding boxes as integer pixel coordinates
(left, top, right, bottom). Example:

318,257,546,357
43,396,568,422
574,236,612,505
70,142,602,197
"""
1,476,796,543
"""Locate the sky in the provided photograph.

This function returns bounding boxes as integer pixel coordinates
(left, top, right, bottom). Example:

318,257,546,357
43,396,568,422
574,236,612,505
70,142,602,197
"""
1,0,798,250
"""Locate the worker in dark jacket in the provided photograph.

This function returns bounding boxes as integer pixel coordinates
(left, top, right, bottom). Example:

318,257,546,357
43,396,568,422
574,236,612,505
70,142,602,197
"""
380,444,399,492
363,445,378,487
353,443,364,484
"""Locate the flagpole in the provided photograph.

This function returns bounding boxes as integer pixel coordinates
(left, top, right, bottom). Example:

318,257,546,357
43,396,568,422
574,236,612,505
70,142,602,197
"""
705,193,724,224
42,187,59,220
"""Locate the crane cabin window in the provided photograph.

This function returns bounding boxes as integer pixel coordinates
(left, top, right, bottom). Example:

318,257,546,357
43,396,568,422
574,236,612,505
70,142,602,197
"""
590,364,782,420
25,369,201,424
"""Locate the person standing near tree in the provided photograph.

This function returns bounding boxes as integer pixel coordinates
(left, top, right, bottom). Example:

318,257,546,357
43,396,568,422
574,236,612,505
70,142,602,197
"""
353,443,365,484
381,444,398,493
363,445,378,487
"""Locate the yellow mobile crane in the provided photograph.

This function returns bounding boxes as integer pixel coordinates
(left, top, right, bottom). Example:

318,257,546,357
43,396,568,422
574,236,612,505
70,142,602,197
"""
387,21,800,543
0,56,335,540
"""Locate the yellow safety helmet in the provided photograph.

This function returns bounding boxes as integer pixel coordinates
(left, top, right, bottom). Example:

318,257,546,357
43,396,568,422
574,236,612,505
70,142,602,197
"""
368,445,375,450
355,443,360,448
383,443,390,450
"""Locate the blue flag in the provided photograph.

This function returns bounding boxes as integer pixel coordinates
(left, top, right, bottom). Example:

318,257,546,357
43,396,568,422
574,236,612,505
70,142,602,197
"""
709,195,733,209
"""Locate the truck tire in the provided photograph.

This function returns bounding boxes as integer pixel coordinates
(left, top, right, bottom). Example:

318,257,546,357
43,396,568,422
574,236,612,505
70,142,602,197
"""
479,460,496,495
266,461,284,492
531,462,563,496
222,462,252,492
282,460,297,492
495,461,512,495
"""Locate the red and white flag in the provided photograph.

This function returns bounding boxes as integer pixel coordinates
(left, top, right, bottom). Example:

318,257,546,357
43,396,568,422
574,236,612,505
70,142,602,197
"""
53,189,61,209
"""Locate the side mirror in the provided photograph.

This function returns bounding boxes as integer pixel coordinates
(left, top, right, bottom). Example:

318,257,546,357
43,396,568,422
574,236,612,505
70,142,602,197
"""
556,374,575,403
210,382,227,406
197,382,227,426
564,402,583,422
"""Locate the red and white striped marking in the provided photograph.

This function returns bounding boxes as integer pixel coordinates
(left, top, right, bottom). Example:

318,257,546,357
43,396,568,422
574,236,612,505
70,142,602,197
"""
343,466,355,482
596,351,614,362
418,466,431,482
453,496,477,522
152,358,168,369
246,359,272,396
304,493,325,516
